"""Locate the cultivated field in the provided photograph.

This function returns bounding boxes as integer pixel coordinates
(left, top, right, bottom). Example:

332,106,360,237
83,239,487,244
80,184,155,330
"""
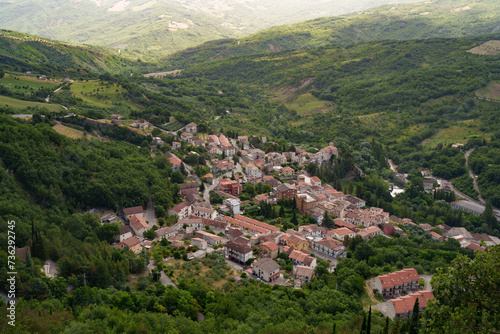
0,95,62,112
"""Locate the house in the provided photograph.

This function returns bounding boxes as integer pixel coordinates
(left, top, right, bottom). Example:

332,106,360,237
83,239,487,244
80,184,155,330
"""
259,241,279,259
429,231,443,242
276,184,297,200
191,238,208,250
223,198,241,215
195,230,223,246
201,218,229,234
334,218,357,231
168,202,192,219
281,166,294,177
227,229,244,241
131,119,150,129
180,188,199,198
165,152,183,171
345,195,366,209
220,179,242,196
224,241,253,264
233,236,251,246
287,235,309,251
357,226,382,240
224,217,269,236
294,265,314,284
176,218,203,231
253,258,281,282
289,250,317,268
192,206,218,220
386,291,434,319
129,215,150,237
185,122,197,133
119,236,142,253
123,206,144,220
254,193,270,204
172,141,181,150
312,238,345,258
310,176,322,187
111,114,122,121
180,132,193,142
423,179,434,191
155,227,176,240
203,174,214,184
118,225,133,242
331,227,356,241
245,163,262,178
373,268,420,297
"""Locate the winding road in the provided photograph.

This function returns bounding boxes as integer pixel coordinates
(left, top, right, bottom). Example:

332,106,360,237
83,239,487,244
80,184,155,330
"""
464,148,486,205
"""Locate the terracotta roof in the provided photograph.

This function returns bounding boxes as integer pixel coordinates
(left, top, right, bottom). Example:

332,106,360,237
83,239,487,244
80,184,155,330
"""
466,243,485,252
334,218,357,230
260,241,279,251
390,291,434,314
129,215,149,231
171,202,191,213
233,236,250,246
223,216,269,234
333,227,354,236
376,268,419,288
123,206,144,216
228,229,244,238
234,214,280,232
179,182,198,190
317,238,344,251
120,236,141,248
289,250,315,266
310,176,321,182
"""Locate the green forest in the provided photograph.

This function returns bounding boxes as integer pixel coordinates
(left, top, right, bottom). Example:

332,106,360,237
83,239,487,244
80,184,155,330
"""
0,3,500,331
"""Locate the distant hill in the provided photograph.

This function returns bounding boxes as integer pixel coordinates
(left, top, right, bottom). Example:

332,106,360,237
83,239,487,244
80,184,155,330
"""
0,30,136,75
165,0,500,69
0,0,422,60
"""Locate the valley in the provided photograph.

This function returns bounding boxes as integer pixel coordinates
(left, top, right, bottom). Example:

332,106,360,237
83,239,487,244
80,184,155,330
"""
0,1,499,333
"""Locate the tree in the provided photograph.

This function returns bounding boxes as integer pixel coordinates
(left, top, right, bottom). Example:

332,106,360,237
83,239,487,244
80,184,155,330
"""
423,245,500,333
0,68,5,79
28,278,51,300
322,211,334,228
291,211,298,225
408,297,419,334
367,306,371,334
96,223,120,244
482,200,499,231
171,171,184,184
143,229,157,240
383,317,390,334
199,182,205,192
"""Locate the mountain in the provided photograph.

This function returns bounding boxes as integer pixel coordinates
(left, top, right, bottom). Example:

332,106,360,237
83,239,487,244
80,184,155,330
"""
165,0,500,69
0,0,422,60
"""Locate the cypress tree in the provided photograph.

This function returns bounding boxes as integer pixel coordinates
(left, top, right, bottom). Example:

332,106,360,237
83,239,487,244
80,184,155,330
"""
409,297,420,334
360,314,367,334
383,317,389,334
367,306,372,334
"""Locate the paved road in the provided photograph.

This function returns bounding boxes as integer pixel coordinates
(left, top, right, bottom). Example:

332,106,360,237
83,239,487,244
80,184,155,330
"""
145,192,157,226
205,179,219,203
160,271,178,288
465,148,486,205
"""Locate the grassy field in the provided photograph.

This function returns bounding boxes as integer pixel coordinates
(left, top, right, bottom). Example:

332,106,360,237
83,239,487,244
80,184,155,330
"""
0,95,62,112
421,120,485,147
0,74,59,94
164,258,238,289
468,40,500,56
52,123,84,139
70,80,140,109
476,81,500,101
285,93,333,116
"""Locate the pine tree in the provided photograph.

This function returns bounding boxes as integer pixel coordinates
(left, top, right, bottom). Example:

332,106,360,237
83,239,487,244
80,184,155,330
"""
332,322,336,334
279,206,285,217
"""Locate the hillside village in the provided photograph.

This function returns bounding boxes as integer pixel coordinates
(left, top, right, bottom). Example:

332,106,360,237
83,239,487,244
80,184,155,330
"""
94,120,499,318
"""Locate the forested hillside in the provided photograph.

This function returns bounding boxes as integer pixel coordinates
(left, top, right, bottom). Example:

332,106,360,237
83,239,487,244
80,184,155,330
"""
165,0,500,69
